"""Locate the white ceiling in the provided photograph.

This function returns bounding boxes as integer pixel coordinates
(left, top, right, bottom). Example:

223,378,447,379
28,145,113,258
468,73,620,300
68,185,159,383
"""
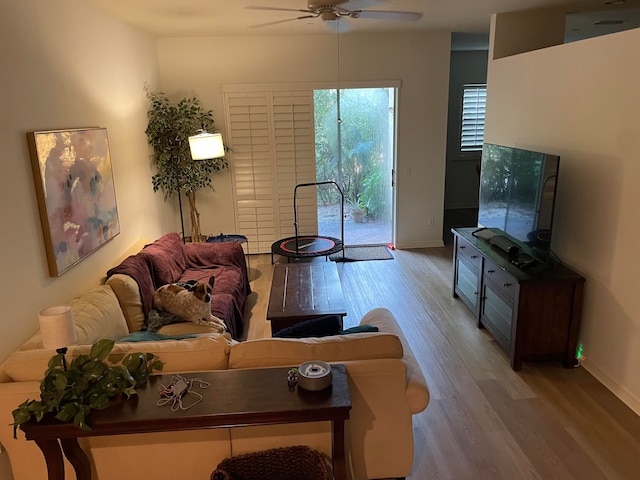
85,0,640,41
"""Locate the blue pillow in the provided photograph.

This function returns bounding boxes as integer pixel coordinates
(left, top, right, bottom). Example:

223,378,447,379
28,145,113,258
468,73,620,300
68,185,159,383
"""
117,331,198,343
339,325,379,335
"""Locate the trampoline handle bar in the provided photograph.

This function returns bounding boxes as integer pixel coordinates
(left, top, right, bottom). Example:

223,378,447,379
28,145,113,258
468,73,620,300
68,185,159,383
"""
293,181,344,256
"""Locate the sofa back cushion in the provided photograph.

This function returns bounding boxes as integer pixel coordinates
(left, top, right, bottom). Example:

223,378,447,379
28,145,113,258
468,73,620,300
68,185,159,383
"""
139,232,187,286
20,285,130,350
4,335,234,382
72,285,130,345
228,333,403,369
106,273,146,332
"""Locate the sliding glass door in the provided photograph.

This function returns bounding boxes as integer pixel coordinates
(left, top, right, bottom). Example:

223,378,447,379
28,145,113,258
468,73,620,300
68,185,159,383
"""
313,87,395,246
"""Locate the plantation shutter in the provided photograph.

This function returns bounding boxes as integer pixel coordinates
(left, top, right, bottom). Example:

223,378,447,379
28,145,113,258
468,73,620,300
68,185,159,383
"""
460,84,486,152
224,88,317,253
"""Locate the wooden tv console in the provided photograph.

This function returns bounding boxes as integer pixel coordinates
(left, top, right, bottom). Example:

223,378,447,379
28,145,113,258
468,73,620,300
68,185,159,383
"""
451,227,585,371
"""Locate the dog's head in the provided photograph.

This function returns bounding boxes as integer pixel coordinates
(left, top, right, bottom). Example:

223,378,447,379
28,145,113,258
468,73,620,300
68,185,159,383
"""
191,282,212,304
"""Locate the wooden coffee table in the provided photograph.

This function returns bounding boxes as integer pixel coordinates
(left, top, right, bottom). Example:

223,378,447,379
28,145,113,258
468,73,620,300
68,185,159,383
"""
21,365,352,480
267,262,347,334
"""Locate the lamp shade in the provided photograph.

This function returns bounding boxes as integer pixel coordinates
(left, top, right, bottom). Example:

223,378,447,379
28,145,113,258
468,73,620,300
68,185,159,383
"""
38,305,77,350
188,131,225,160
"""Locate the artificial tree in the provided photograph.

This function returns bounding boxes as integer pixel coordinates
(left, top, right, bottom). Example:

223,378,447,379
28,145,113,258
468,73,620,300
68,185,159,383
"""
145,87,227,242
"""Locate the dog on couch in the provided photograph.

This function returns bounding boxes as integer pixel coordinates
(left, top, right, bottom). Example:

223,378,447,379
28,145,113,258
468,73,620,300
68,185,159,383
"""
152,276,226,332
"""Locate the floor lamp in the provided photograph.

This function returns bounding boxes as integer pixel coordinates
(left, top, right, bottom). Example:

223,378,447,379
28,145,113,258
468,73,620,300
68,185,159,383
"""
183,130,225,242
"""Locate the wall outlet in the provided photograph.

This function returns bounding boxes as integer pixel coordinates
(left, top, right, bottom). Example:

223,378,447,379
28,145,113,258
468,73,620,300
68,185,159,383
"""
426,217,434,226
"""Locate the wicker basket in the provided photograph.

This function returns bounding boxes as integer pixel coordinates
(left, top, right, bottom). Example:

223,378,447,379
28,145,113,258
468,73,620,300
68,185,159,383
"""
210,445,331,480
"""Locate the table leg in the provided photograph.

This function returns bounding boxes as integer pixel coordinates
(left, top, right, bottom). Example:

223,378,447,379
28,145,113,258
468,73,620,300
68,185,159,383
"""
61,437,92,480
332,419,348,480
34,439,65,480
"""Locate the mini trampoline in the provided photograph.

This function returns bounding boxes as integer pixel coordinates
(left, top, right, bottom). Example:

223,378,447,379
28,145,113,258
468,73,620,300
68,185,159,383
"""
271,181,345,263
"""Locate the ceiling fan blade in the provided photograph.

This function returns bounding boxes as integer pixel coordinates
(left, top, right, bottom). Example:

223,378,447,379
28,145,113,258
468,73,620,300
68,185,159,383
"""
249,17,303,28
245,6,312,14
250,15,317,29
357,10,423,21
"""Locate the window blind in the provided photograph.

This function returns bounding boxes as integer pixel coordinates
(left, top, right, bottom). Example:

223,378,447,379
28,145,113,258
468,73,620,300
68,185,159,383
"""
224,89,317,253
460,84,486,152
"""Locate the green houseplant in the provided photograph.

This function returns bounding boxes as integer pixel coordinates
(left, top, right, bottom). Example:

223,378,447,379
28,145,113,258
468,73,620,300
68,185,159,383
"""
145,87,228,242
11,339,163,437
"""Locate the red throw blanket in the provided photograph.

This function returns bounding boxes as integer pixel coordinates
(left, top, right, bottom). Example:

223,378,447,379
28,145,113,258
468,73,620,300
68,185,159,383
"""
106,233,250,339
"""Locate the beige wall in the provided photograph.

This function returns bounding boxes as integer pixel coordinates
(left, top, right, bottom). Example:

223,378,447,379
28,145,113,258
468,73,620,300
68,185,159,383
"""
0,0,163,363
156,31,451,249
486,20,640,413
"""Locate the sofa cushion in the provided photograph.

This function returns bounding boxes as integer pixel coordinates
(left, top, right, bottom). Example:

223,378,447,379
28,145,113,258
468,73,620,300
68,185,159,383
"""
20,285,129,350
105,274,146,333
70,285,131,345
140,232,188,286
228,333,403,369
4,335,234,382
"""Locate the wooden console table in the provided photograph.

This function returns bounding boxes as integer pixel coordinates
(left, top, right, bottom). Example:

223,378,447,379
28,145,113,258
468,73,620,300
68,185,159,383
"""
21,365,351,480
452,227,585,370
267,262,347,334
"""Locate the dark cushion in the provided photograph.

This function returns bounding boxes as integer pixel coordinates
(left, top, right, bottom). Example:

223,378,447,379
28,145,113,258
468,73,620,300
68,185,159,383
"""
273,315,343,339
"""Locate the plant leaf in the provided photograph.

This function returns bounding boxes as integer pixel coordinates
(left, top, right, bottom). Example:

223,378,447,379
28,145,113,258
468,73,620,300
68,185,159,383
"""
90,339,115,361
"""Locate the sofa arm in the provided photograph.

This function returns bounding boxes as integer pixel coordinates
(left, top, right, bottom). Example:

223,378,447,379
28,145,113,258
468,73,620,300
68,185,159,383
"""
359,308,430,414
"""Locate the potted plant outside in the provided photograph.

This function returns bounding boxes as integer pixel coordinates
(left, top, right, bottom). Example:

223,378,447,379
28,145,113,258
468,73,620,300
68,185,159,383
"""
351,198,367,223
145,87,228,242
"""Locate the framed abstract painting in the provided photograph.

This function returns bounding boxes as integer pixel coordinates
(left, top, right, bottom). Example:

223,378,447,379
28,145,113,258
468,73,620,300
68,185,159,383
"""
27,127,120,276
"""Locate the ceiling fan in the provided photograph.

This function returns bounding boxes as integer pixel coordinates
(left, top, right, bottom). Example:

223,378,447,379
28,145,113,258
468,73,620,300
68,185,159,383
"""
247,0,423,28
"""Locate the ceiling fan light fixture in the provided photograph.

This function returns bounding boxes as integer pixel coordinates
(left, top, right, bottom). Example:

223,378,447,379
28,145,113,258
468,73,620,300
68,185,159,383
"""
321,11,337,21
249,1,422,28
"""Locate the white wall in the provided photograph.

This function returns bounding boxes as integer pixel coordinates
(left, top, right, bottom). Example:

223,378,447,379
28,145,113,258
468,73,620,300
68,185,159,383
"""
0,1,162,363
486,21,640,414
155,31,451,249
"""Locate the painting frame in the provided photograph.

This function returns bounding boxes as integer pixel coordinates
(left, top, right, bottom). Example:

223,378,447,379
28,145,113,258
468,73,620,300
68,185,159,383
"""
27,127,120,277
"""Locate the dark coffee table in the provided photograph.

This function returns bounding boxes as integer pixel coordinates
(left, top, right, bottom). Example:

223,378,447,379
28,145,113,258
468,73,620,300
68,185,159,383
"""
267,262,347,334
21,366,352,480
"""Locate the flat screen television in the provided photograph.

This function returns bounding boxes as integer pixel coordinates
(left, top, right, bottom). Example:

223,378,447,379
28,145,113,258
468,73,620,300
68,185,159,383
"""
477,143,560,263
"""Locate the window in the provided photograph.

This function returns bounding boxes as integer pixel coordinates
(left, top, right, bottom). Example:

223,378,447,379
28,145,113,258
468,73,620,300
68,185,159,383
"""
460,84,486,152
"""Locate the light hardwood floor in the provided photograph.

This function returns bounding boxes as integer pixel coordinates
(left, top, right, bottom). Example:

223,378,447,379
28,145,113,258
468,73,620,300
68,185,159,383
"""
242,247,640,480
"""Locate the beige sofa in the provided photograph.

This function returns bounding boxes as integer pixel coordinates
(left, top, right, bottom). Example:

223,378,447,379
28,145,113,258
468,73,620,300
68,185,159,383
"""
0,282,429,480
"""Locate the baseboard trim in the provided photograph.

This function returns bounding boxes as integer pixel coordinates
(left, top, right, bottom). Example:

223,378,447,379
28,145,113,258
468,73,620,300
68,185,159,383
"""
395,240,444,249
581,358,640,416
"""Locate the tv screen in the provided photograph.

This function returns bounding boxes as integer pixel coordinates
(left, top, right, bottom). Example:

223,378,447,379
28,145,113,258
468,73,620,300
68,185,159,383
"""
478,143,560,261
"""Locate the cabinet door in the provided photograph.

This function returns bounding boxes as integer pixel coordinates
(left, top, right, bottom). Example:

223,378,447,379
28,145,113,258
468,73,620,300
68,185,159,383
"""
480,279,514,353
455,255,481,317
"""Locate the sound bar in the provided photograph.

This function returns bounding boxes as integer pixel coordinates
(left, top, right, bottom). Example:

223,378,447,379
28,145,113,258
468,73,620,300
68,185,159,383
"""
489,235,520,256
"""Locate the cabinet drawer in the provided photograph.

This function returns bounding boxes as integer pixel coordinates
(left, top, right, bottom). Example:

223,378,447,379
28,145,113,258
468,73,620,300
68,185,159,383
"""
456,237,482,269
483,259,517,301
481,282,513,349
455,255,480,314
